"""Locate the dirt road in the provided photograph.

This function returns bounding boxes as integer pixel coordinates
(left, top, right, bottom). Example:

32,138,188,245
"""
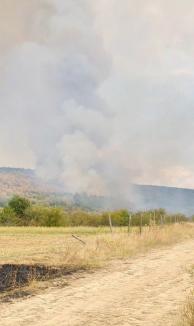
1,239,194,326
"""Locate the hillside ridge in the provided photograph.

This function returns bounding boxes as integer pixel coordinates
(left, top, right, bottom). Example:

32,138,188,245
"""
1,167,194,214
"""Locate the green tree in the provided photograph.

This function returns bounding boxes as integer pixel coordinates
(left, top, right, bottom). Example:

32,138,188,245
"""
8,195,31,217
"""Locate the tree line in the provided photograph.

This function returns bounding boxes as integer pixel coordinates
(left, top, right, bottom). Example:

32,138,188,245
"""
0,195,189,227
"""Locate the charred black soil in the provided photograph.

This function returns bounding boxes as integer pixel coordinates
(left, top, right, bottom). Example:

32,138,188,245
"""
0,264,80,292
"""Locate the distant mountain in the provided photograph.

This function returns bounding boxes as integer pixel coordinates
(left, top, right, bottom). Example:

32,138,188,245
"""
0,167,194,215
0,167,34,175
0,167,63,205
132,184,194,216
72,185,194,215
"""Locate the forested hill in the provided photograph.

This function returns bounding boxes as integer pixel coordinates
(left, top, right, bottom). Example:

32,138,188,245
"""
133,184,194,216
0,167,62,204
0,167,194,215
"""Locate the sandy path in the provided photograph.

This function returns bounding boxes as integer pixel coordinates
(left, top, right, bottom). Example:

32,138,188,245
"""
1,240,194,326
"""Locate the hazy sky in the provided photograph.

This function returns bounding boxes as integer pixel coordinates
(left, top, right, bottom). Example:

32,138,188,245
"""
1,0,194,193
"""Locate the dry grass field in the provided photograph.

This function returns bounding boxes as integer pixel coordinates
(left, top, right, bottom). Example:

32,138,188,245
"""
1,223,194,268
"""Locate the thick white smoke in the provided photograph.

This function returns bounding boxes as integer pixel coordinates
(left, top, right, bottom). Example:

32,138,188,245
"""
0,0,113,195
1,0,194,198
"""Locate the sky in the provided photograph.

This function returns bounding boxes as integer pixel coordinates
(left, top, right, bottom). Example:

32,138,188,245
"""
1,0,194,194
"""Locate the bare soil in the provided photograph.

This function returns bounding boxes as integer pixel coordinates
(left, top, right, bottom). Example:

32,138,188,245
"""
0,239,194,326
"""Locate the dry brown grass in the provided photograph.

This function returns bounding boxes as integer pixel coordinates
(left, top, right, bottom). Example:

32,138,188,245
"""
177,292,194,326
177,262,194,326
0,223,194,270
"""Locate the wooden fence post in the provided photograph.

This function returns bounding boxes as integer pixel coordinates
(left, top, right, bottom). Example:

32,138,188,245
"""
139,214,142,235
153,211,156,225
149,213,152,230
108,213,113,233
128,214,132,235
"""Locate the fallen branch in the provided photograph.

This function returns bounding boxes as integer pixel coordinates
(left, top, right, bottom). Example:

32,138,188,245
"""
72,234,86,245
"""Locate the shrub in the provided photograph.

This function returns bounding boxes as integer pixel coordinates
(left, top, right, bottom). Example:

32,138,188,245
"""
25,206,67,227
8,195,31,217
0,207,21,226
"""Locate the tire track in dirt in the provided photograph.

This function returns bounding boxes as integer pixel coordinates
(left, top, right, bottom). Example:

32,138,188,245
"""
1,239,194,326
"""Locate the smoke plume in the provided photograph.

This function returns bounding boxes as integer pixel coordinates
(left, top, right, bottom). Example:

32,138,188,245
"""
1,0,194,199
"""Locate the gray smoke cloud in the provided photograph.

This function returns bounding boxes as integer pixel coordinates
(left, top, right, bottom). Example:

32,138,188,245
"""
1,0,194,197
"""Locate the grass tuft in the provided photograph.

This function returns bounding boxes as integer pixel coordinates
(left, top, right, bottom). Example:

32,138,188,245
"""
177,292,194,326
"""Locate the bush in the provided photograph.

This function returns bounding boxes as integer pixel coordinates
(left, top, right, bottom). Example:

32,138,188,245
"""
0,207,21,226
25,206,67,227
8,195,31,217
